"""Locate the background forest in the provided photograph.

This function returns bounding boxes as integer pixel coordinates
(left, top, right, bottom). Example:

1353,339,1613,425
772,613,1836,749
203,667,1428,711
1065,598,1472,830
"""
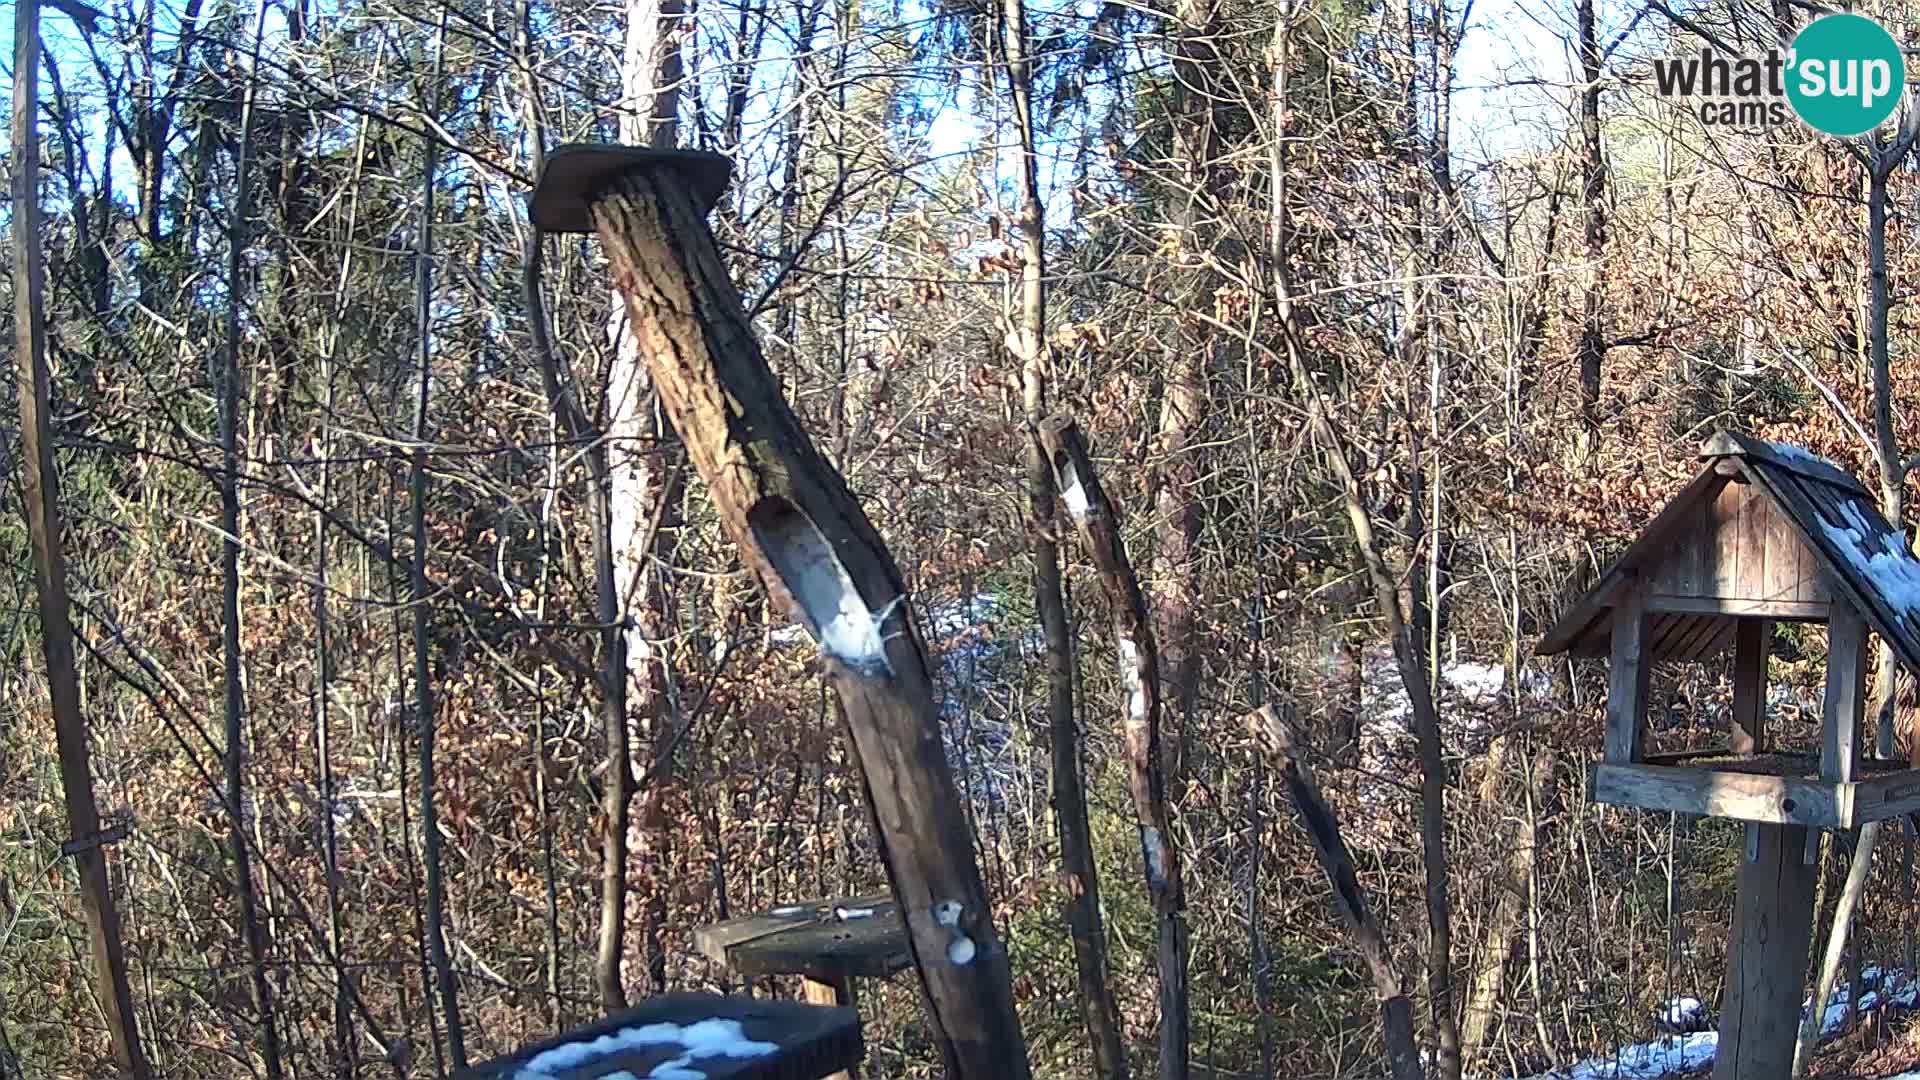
10,0,1920,1075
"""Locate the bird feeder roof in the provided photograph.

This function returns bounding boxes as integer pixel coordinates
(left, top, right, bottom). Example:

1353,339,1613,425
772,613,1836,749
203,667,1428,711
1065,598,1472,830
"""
1536,431,1920,675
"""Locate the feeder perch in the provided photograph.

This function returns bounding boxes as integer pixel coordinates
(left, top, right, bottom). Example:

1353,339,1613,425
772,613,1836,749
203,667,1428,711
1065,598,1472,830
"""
453,991,863,1080
1536,430,1920,1078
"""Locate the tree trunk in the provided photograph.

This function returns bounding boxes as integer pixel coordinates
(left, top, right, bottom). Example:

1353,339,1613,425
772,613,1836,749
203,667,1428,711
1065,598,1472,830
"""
998,0,1127,1073
1458,739,1556,1065
1041,415,1189,1080
1795,128,1920,1075
1155,0,1218,790
601,0,688,1003
411,15,466,1066
1575,0,1607,437
1249,706,1424,1080
219,3,284,1074
1270,12,1459,1074
12,3,151,1073
581,164,1032,1078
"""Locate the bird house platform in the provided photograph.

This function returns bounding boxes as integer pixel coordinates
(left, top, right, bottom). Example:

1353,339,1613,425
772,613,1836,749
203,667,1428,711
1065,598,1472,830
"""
1538,432,1920,825
454,992,863,1080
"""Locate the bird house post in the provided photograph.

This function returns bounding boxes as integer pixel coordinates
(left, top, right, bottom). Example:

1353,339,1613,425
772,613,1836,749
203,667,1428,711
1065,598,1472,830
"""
1538,431,1920,1078
527,145,1030,1079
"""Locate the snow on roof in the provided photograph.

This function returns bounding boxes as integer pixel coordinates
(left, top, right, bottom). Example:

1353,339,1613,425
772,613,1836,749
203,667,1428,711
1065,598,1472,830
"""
1817,495,1920,632
1754,438,1843,472
513,1018,778,1080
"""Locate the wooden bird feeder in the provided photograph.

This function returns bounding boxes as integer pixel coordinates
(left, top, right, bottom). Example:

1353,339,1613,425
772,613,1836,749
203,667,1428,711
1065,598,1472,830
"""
1537,430,1920,1077
526,143,1031,1078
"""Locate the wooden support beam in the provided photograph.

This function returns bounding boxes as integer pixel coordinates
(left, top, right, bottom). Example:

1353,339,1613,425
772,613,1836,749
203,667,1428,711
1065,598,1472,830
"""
1592,763,1849,827
543,156,1030,1078
1730,619,1769,755
1606,588,1650,763
1644,596,1828,621
1713,823,1818,1079
1825,600,1867,783
802,978,860,1080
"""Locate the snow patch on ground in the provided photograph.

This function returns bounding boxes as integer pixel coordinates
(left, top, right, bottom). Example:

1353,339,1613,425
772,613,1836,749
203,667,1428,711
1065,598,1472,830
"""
1515,969,1920,1080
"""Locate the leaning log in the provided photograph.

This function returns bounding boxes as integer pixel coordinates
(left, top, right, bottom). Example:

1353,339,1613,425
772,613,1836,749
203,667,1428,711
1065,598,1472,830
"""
529,145,1030,1078
1038,413,1189,1076
1248,705,1423,1080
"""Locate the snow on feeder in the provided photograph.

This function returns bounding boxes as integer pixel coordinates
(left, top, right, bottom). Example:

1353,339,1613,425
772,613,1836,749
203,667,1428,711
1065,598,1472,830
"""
1537,430,1920,1077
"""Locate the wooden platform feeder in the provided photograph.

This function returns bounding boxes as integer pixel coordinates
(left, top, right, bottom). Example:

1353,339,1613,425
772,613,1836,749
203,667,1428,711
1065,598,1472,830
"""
694,895,911,1080
454,992,864,1080
1537,430,1920,1078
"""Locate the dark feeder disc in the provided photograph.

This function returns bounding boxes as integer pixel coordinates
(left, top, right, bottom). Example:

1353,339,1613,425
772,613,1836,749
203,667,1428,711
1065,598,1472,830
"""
528,143,733,233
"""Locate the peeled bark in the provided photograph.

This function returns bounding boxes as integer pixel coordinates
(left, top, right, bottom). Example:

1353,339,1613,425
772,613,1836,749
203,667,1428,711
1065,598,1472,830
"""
1041,414,1189,1080
582,165,1032,1077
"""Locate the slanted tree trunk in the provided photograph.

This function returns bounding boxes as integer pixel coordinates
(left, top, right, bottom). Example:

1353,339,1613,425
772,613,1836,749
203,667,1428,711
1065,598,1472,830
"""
580,163,1032,1078
13,3,150,1073
218,3,284,1074
1040,415,1188,1080
1270,13,1459,1075
1249,706,1424,1080
996,0,1127,1072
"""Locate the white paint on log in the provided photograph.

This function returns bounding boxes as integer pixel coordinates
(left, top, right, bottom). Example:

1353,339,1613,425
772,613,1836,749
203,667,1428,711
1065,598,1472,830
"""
947,935,976,966
1059,461,1091,521
933,900,963,928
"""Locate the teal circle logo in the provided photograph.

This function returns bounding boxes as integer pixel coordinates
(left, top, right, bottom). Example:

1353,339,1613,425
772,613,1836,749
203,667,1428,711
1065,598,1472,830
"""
1787,15,1906,137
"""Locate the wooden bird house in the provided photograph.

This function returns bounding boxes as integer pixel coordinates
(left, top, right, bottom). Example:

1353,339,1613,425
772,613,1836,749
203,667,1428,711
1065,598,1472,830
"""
1537,430,1920,1078
1538,431,1920,825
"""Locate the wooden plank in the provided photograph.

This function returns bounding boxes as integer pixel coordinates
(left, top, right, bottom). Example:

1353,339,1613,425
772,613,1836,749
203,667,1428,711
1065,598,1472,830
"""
1537,466,1726,655
1644,612,1686,659
1607,589,1651,763
1825,599,1867,783
1590,763,1849,828
1644,596,1828,620
1706,481,1745,597
1731,619,1769,754
1669,615,1729,662
1852,769,1920,825
1737,486,1770,599
1712,823,1819,1080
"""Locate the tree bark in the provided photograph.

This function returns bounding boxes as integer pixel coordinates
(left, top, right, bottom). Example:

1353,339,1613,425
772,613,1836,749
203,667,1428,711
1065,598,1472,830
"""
997,0,1127,1072
1041,415,1189,1080
1458,739,1556,1065
1575,0,1608,437
583,165,1032,1078
601,0,688,1003
1270,13,1459,1074
12,2,151,1073
1155,0,1218,789
219,2,284,1073
1248,706,1424,1080
411,14,466,1066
